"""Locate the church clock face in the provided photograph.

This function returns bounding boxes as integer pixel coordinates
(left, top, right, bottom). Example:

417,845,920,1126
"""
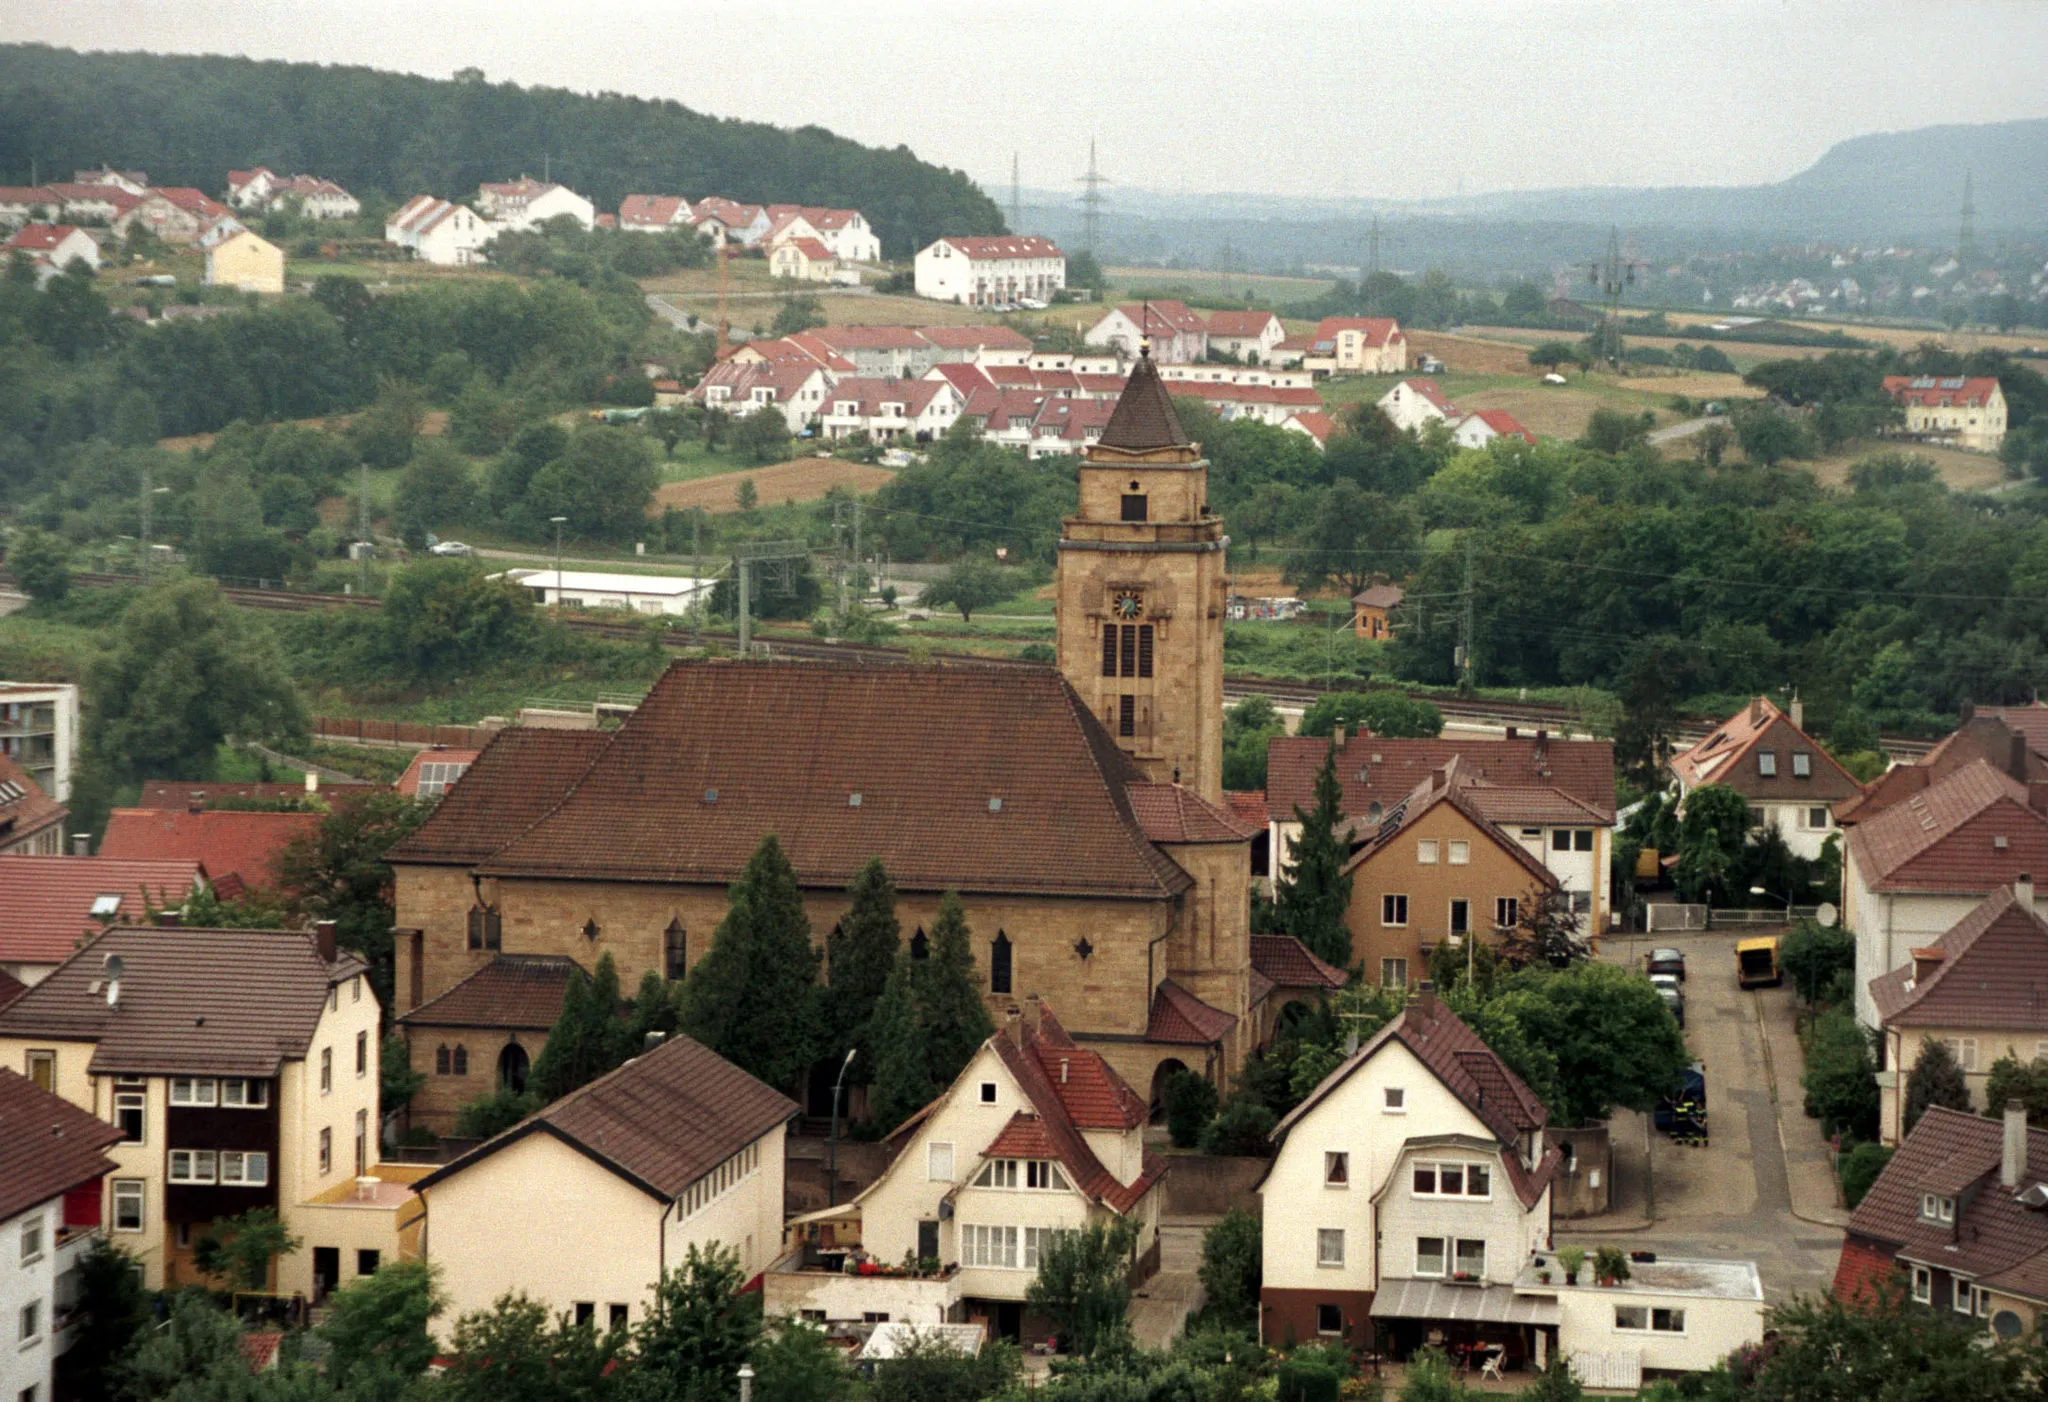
1111,590,1144,620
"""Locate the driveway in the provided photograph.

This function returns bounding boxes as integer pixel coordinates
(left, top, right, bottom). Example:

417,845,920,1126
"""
1562,930,1845,1304
1648,415,1722,445
1129,1223,1205,1350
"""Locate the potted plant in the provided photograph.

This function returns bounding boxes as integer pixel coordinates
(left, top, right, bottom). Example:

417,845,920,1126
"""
1557,1245,1586,1285
1537,1269,1553,1284
1594,1246,1631,1286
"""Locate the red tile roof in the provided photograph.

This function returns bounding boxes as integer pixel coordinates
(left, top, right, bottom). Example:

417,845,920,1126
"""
1846,760,2048,893
400,954,583,1032
782,237,834,261
935,235,1063,261
809,324,930,351
1340,762,1561,889
154,187,230,220
619,194,687,227
0,1068,123,1223
99,808,319,890
1207,310,1281,338
0,925,367,1077
1314,317,1404,348
1111,301,1207,336
1883,375,2002,409
395,748,483,798
1838,715,2046,825
1868,884,2048,1029
0,856,204,966
1464,409,1536,444
984,1111,1060,1160
1267,733,1614,825
1124,783,1258,846
414,1033,797,1200
387,729,611,867
983,1006,1160,1213
0,753,65,849
1224,790,1269,828
917,325,1033,351
135,779,371,810
1250,934,1347,991
1147,980,1239,1045
1831,1235,1900,1308
1287,410,1338,445
1672,696,1862,801
1391,377,1457,413
5,223,85,252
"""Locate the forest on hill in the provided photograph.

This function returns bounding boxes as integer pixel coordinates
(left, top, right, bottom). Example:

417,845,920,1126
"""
0,44,1006,256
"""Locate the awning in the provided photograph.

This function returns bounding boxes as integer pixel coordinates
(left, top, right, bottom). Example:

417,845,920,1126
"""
1369,1278,1560,1327
784,1201,861,1228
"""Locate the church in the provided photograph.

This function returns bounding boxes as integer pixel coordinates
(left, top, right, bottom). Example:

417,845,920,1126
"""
387,351,1341,1132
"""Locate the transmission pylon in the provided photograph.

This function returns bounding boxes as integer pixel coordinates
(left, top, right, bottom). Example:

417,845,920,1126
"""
1959,169,1977,270
1075,138,1111,253
1584,226,1647,369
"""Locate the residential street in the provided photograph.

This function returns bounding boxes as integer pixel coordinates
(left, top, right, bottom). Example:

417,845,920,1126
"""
1561,929,1848,1304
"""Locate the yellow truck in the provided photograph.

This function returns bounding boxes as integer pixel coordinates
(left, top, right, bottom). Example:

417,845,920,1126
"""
1736,936,1782,989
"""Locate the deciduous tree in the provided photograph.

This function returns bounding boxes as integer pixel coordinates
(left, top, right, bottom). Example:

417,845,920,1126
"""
1026,1217,1138,1359
625,1245,761,1402
920,556,1015,621
278,791,434,1005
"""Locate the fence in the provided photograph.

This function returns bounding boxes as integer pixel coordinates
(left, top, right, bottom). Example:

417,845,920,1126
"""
1644,903,1817,932
1709,906,1820,928
313,717,496,749
1645,904,1709,933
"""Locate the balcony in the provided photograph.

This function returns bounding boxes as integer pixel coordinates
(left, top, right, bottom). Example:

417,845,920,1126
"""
764,1246,963,1325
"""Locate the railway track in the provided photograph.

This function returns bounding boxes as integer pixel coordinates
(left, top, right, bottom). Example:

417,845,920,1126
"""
46,572,1932,756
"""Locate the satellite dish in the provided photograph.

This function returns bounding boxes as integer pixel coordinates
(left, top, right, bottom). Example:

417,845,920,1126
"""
103,953,125,979
1815,903,1838,928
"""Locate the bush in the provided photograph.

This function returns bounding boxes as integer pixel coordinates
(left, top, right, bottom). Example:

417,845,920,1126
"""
7,527,72,601
1162,1070,1219,1148
1839,1142,1894,1208
1277,1355,1342,1402
454,1086,539,1138
1782,919,1856,1005
1200,1096,1278,1157
1197,1210,1262,1331
1803,1008,1879,1140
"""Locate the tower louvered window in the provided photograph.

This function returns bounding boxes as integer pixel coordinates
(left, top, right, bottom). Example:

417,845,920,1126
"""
1102,625,1155,678
1101,628,1117,677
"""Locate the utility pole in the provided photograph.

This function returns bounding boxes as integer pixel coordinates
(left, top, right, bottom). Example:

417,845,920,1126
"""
1458,533,1475,691
737,559,752,656
851,501,862,602
357,462,371,594
1369,216,1382,277
551,515,568,610
1010,152,1022,233
139,458,153,580
833,500,848,620
1076,138,1110,254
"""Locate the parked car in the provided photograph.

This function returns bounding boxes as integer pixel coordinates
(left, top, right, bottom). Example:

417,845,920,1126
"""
1654,1061,1708,1132
1645,947,1686,982
1650,972,1685,1027
1017,297,1048,310
429,540,475,556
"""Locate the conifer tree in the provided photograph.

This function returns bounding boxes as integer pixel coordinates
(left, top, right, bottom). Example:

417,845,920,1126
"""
681,834,821,1094
626,969,683,1050
529,952,624,1103
1279,740,1355,969
1904,1036,1972,1133
825,858,900,1086
867,892,993,1132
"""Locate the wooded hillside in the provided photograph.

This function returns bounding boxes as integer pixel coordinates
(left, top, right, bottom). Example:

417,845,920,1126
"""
0,44,1006,256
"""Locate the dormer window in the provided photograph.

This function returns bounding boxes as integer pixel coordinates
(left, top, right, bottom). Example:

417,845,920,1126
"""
1921,1193,1956,1224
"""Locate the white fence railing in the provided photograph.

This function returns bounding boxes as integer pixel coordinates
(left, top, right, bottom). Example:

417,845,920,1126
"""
1646,903,1708,932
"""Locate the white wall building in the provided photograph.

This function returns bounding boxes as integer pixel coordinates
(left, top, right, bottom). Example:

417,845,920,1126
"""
1376,378,1458,433
475,179,594,232
0,682,78,802
385,196,496,266
499,570,716,616
914,236,1065,307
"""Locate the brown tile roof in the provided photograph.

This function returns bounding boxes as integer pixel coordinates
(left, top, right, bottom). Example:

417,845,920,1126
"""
1276,994,1548,1149
0,1068,123,1223
400,955,582,1032
1351,584,1405,610
1458,783,1613,828
984,1007,1160,1212
0,926,366,1077
0,970,24,1011
1125,783,1258,845
468,661,1192,901
936,235,1062,262
1224,790,1269,828
1671,696,1862,801
1838,717,2046,826
414,1033,796,1200
387,729,610,867
1869,884,2048,1029
0,856,205,966
1832,1235,1900,1307
394,748,482,798
0,752,65,848
1980,704,2048,756
1147,980,1239,1045
134,779,372,810
1095,349,1192,453
1845,1105,2048,1303
1266,733,1614,825
1250,934,1346,991
100,808,320,889
1339,763,1560,890
1846,760,2048,893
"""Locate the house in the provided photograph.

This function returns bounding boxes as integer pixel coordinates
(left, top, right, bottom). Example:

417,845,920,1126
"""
618,195,693,233
817,378,963,442
1844,759,2048,1028
0,188,61,227
1671,697,1864,861
0,756,65,857
1264,732,1616,938
390,363,1271,1108
916,324,1035,367
806,325,937,378
1306,318,1408,377
110,189,229,245
1838,704,2048,828
498,570,716,616
0,1069,124,1402
225,169,279,209
1337,758,1581,988
40,184,136,226
393,747,483,800
914,236,1065,307
769,237,838,283
1267,334,1315,370
1376,379,1458,434
1021,396,1118,458
0,923,395,1296
1351,584,1404,640
398,955,580,1134
415,1033,793,1332
1284,411,1339,449
385,196,495,266
70,169,147,196
1207,311,1287,364
688,198,770,247
3,225,99,274
1084,302,1209,364
764,205,882,263
475,179,594,231
1170,381,1327,427
203,228,284,294
688,359,834,433
767,999,1164,1342
1868,880,2048,1145
1833,1105,2048,1339
1883,375,2007,452
98,808,319,896
0,856,203,988
726,333,855,376
229,170,359,220
1452,410,1536,449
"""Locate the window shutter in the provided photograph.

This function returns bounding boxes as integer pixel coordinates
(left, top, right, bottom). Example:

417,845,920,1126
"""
1137,625,1154,678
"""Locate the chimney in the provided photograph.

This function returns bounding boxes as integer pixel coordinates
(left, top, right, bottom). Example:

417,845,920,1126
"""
1415,980,1437,1016
1506,726,1519,739
1020,992,1044,1041
71,833,90,857
643,1031,667,1052
2019,873,2036,911
2006,1105,2030,1190
2012,731,2031,784
1059,1057,1070,1084
1534,729,1550,769
1750,697,1765,725
1790,695,1804,731
314,919,338,964
1962,699,1977,723
305,771,319,795
1333,725,1346,747
1909,946,1944,983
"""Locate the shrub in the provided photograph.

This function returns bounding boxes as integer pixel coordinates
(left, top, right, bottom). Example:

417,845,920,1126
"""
1197,1210,1262,1331
1162,1070,1219,1148
7,527,71,601
1201,1096,1278,1157
1839,1142,1894,1208
1277,1355,1342,1402
1904,1036,1971,1134
1803,1008,1879,1140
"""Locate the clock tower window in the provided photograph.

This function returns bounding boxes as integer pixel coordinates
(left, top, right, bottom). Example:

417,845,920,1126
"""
1102,624,1154,678
1121,493,1148,522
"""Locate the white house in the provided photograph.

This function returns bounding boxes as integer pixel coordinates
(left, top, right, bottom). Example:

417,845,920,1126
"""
498,570,716,616
1452,410,1536,450
386,196,495,266
618,195,693,233
689,360,834,433
3,225,100,274
770,237,839,284
1306,318,1409,376
690,198,770,248
0,681,78,802
0,1070,123,1402
1672,697,1863,862
914,236,1065,307
817,378,963,442
269,176,359,221
475,179,594,232
766,205,881,263
226,168,279,209
766,1000,1164,1344
415,1035,793,1336
1084,302,1208,364
1207,311,1287,364
1376,378,1458,433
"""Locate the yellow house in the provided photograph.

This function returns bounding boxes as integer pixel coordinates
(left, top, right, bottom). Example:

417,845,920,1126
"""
205,229,285,294
1883,374,2007,452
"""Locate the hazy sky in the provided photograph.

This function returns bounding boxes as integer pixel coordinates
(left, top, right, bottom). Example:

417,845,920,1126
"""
6,0,2046,200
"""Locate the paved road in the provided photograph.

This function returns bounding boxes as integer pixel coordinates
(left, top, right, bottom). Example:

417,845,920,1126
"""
1130,1224,1205,1350
1648,415,1723,444
1563,930,1844,1304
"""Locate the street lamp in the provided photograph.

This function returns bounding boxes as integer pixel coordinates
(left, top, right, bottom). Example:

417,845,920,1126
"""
550,516,568,609
827,1046,857,1207
736,1363,754,1402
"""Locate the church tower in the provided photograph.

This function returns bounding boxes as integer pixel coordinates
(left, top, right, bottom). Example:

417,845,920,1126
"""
1057,346,1227,803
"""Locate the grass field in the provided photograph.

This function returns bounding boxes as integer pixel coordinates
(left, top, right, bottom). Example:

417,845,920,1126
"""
651,457,896,515
1103,265,1334,307
1802,441,2011,493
